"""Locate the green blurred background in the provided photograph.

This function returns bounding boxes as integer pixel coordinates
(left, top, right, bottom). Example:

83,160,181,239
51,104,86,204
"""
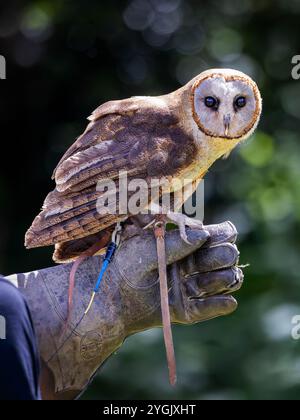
0,0,300,400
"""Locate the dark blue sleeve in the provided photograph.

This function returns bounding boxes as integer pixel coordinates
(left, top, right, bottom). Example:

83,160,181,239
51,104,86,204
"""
0,278,41,400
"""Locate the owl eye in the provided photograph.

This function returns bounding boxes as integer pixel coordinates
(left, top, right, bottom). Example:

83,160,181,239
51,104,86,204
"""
204,96,219,110
235,96,247,109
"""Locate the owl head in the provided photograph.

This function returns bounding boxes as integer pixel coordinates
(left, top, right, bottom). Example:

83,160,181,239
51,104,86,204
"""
190,68,262,140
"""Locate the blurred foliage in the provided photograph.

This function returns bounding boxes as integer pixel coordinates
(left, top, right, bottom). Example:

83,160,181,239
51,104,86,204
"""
0,0,300,400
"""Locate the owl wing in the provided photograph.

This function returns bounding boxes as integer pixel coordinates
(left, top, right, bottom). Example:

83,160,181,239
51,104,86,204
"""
25,96,196,249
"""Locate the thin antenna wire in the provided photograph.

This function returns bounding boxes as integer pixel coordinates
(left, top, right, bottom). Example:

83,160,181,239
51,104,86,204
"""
47,223,122,364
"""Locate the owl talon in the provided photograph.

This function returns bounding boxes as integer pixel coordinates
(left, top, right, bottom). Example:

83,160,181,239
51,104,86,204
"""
179,225,192,245
166,213,204,244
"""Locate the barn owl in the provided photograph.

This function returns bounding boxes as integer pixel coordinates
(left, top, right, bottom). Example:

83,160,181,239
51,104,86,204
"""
25,68,262,262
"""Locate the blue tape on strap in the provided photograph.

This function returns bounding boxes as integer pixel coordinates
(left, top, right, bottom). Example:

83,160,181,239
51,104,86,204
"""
94,242,117,293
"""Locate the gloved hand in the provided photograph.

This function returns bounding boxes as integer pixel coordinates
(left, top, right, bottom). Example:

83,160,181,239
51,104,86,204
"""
109,221,242,334
16,221,243,399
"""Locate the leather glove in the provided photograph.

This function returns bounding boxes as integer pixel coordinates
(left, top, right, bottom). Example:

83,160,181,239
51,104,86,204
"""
113,221,242,333
14,221,243,399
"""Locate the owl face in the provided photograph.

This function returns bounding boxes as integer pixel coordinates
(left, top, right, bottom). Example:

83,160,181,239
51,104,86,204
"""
191,69,262,140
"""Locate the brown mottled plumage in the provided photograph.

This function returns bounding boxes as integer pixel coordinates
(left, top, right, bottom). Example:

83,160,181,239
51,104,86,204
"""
25,68,262,261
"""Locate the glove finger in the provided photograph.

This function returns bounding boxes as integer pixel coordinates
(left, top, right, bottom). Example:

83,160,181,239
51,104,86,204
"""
181,242,240,275
186,295,237,324
184,267,244,298
117,228,210,276
203,221,238,247
165,228,210,266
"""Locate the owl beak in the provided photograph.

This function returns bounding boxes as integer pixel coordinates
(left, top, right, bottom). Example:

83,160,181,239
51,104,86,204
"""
223,114,231,137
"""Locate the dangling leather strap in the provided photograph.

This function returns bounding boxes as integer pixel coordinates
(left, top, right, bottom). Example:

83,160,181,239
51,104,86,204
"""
154,221,177,386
